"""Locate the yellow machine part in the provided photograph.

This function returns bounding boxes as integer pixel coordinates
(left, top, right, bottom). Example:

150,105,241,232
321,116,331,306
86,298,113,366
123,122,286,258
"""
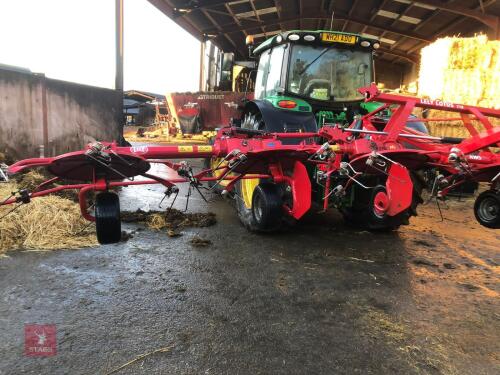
210,157,232,188
210,156,260,207
240,178,260,209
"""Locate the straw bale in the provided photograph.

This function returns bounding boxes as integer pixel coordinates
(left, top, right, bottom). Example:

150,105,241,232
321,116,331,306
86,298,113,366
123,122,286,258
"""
418,38,452,99
419,35,500,107
481,70,500,106
442,69,482,105
448,35,490,70
486,40,500,71
419,35,500,135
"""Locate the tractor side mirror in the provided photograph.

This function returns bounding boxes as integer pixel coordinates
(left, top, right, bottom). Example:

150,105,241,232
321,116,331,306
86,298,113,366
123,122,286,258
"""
219,52,234,91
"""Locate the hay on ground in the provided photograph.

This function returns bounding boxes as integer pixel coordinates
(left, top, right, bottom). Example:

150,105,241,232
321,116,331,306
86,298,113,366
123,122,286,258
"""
190,236,212,247
122,208,216,231
12,170,47,191
11,169,80,201
0,181,97,254
1,170,216,253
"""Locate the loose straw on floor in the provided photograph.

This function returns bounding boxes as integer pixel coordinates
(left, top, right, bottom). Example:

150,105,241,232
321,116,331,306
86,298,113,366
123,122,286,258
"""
104,344,175,375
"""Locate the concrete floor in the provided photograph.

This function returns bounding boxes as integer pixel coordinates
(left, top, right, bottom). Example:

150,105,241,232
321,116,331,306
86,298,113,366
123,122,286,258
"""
0,160,499,375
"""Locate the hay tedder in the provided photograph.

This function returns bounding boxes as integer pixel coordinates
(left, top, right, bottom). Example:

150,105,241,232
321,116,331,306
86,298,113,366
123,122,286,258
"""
1,84,499,244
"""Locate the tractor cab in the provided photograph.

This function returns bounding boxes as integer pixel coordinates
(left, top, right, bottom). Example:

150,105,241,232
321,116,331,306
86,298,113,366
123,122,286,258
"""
241,30,380,130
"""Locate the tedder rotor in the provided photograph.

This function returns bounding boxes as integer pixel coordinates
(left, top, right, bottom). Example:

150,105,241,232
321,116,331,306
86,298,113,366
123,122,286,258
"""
1,84,500,244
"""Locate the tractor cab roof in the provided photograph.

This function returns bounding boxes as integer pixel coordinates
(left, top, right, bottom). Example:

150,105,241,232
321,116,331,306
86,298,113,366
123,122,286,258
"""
253,30,380,56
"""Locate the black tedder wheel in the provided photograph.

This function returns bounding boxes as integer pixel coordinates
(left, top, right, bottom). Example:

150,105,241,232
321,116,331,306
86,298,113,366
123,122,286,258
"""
474,190,500,229
236,182,283,232
251,183,283,231
341,185,402,231
95,192,121,244
341,175,424,231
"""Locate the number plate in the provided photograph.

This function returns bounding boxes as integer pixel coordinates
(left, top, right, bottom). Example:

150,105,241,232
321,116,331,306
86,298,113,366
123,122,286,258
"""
321,33,356,44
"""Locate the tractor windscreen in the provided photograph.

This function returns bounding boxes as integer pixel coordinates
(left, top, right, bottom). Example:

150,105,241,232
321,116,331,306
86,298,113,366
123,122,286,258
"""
288,44,372,102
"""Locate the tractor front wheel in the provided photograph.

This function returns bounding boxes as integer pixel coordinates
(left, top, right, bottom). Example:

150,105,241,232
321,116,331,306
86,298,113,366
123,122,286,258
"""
95,192,122,244
474,190,500,229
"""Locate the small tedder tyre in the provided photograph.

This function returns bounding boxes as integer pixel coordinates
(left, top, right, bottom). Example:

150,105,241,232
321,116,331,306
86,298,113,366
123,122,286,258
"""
95,192,121,244
365,185,407,230
236,182,282,232
251,183,283,231
342,185,408,231
474,191,500,229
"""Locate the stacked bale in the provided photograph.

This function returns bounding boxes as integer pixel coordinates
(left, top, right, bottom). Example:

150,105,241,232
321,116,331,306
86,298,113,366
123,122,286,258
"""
418,35,500,137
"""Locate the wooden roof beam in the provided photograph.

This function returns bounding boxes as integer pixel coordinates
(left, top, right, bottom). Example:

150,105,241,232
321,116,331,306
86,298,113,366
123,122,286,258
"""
249,0,267,37
203,13,432,43
410,0,498,30
172,0,231,11
341,0,361,32
201,7,247,57
377,47,418,65
274,0,286,32
361,0,391,34
406,0,498,55
389,0,456,51
148,0,204,40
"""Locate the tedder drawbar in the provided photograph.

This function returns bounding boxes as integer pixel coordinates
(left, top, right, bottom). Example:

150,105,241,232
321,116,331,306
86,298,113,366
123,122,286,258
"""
1,84,500,244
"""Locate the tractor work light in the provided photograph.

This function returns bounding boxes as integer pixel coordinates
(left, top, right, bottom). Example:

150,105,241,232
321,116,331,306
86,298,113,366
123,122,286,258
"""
288,34,300,41
304,35,316,42
278,100,297,109
373,42,380,49
276,35,283,43
360,41,371,47
246,35,255,45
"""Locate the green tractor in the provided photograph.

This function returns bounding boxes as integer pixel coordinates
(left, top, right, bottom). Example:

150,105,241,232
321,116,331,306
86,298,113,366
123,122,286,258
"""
212,30,424,231
240,30,380,133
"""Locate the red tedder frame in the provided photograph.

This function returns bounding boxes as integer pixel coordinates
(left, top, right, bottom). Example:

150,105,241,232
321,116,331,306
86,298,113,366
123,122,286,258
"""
1,84,500,225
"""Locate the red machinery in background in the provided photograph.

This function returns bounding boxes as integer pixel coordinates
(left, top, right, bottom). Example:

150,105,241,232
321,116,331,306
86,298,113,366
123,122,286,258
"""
2,85,499,244
167,92,251,134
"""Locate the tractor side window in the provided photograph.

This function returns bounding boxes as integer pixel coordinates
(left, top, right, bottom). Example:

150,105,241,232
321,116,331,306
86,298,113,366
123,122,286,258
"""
254,50,271,100
265,45,285,97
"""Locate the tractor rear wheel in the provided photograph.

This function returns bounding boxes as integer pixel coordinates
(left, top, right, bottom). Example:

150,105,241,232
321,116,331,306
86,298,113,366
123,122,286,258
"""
474,190,500,229
236,182,283,232
95,192,121,244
